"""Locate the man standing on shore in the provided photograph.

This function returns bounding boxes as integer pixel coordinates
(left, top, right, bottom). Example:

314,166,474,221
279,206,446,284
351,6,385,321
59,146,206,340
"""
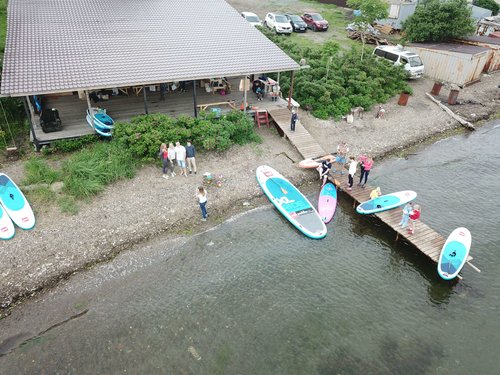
175,141,187,177
186,140,197,175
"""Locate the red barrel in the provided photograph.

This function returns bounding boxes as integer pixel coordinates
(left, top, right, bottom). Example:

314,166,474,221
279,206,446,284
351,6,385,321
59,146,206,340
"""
431,82,443,96
448,89,459,105
398,92,410,106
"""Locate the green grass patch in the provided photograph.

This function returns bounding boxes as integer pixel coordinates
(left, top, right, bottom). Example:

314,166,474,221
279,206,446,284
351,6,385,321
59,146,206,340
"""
25,186,57,206
62,141,136,198
23,158,60,185
57,195,79,215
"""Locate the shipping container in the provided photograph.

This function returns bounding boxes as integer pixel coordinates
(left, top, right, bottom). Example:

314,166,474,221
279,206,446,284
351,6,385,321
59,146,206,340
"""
457,36,500,73
407,43,490,86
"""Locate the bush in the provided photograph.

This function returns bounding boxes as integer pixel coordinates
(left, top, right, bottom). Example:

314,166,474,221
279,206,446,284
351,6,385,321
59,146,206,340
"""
474,0,499,15
259,28,408,119
113,110,261,160
42,134,100,155
62,142,136,198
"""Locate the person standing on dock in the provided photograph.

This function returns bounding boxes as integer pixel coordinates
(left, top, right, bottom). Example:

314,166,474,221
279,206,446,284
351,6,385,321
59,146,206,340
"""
347,156,357,190
408,205,421,235
399,202,413,228
334,141,349,174
358,155,374,187
290,110,298,132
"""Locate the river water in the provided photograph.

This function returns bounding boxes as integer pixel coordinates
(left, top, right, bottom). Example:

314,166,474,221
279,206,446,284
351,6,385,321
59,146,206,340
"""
0,121,499,375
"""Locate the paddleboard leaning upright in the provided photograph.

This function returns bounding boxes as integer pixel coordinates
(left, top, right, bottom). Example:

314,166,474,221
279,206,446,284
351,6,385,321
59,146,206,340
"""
256,165,327,239
356,190,417,215
0,173,36,230
438,227,471,280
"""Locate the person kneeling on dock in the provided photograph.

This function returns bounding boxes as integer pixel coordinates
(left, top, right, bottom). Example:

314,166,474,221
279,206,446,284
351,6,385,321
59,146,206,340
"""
370,187,382,208
318,158,333,186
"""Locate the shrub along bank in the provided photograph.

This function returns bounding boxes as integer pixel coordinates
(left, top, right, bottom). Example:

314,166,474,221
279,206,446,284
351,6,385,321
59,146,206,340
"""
260,28,410,119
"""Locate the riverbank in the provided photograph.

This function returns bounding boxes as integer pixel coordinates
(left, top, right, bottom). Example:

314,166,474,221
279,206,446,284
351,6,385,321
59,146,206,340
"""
1,74,499,315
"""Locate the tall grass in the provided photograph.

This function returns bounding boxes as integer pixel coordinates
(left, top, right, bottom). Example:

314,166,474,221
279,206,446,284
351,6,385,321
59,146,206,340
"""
62,142,136,198
23,158,60,185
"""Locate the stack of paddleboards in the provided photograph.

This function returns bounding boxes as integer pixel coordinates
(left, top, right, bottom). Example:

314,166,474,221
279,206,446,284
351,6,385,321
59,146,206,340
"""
0,173,36,240
256,165,327,239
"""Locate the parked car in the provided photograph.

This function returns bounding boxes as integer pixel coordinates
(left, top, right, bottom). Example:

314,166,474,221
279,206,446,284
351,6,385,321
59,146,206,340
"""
302,12,329,32
241,12,262,27
373,45,424,79
264,13,292,34
285,14,307,32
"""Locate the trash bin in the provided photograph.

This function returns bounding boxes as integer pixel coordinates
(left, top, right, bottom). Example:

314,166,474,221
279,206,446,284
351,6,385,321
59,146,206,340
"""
398,92,410,106
448,89,460,105
431,82,443,96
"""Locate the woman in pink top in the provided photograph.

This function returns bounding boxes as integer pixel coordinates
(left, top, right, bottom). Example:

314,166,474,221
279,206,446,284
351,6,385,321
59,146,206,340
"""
358,155,374,187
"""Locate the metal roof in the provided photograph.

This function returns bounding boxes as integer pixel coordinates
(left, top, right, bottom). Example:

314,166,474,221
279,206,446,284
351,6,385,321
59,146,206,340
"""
409,42,490,56
1,0,299,97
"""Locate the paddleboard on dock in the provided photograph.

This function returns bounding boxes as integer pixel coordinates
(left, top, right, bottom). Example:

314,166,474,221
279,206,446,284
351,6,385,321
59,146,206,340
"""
438,227,471,280
356,190,417,215
256,165,327,239
318,182,337,224
0,173,36,230
298,158,321,169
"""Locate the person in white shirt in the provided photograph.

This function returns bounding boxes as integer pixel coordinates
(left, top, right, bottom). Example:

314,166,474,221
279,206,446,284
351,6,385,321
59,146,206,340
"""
174,141,187,177
197,186,208,221
347,156,357,191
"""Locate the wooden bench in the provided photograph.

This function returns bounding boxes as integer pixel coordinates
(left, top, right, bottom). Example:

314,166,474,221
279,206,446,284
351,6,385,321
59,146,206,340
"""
197,101,236,111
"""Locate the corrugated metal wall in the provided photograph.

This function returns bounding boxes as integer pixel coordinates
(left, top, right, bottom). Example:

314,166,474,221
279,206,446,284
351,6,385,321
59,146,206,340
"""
458,40,500,73
407,46,489,86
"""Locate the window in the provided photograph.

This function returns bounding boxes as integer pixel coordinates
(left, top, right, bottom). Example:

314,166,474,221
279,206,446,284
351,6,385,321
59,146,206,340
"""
389,5,400,19
385,52,399,62
374,49,386,58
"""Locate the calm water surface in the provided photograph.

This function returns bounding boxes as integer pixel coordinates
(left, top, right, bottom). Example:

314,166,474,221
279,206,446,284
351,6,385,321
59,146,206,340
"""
0,122,499,375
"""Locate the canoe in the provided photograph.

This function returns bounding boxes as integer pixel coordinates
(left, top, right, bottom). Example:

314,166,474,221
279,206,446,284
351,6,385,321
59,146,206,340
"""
356,190,417,214
438,227,471,280
256,165,327,239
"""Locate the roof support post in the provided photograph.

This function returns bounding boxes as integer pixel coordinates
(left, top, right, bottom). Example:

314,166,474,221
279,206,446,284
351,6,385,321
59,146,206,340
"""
143,86,149,115
23,96,40,151
192,80,198,118
287,70,295,110
85,91,94,127
243,75,248,114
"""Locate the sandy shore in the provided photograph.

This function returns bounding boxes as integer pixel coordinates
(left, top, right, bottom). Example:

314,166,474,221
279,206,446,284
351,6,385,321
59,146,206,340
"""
1,74,499,314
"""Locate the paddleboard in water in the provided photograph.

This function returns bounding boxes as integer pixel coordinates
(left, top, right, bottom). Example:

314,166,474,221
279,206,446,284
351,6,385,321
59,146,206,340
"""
298,158,320,169
356,190,417,215
256,165,327,239
438,227,471,280
0,204,15,240
0,173,36,230
318,182,337,224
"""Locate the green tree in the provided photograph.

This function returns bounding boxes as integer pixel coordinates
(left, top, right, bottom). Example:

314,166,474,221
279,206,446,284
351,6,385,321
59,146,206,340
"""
402,0,475,42
473,0,499,16
347,0,388,60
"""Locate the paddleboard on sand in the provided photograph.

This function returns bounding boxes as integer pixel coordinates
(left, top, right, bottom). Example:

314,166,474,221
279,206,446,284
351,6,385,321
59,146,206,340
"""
256,165,327,239
318,182,337,224
438,227,471,280
0,204,15,240
0,173,36,230
356,190,417,215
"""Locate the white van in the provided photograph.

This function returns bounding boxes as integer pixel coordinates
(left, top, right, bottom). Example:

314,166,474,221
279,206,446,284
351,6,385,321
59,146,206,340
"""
373,45,424,79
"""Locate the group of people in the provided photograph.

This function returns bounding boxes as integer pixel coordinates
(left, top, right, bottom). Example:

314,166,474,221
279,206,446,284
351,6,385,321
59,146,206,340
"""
159,141,208,221
399,201,421,235
159,141,197,179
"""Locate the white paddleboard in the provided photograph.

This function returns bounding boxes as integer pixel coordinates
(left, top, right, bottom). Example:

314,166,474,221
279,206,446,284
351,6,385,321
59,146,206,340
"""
356,190,417,215
438,227,471,280
0,204,15,240
0,173,36,230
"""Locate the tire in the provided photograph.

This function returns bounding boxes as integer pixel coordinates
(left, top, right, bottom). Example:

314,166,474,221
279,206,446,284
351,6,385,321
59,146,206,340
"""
264,21,268,28
274,27,278,34
313,25,317,32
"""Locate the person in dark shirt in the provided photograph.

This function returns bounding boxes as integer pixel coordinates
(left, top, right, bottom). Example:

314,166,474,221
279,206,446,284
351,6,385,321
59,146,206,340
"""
318,158,332,186
186,140,197,175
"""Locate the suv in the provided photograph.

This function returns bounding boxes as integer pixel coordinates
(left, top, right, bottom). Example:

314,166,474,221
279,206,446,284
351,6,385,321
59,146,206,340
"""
373,45,424,79
241,12,262,27
302,12,329,32
264,13,292,34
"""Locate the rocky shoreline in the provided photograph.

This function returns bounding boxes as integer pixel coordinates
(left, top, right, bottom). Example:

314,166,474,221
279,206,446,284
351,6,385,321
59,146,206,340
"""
1,75,499,316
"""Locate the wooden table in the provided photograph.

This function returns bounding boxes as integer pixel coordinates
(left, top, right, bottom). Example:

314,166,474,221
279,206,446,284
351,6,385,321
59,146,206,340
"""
197,101,236,111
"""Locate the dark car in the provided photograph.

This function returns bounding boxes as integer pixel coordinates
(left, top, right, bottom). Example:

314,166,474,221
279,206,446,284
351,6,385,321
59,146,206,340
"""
302,12,329,32
285,14,307,32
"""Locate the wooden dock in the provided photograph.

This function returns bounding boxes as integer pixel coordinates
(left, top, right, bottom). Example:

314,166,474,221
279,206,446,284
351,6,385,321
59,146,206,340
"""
266,108,480,276
268,107,327,159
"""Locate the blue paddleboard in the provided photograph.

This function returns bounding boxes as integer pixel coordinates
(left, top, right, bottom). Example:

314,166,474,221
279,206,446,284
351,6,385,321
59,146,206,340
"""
0,173,36,230
356,190,417,214
256,165,327,239
438,227,471,280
